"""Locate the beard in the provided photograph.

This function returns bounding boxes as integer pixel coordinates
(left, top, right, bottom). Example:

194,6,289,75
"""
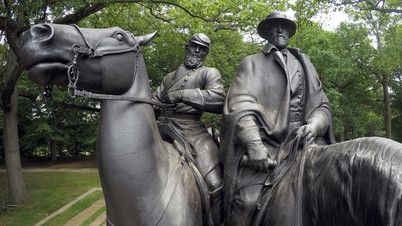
269,35,289,50
184,53,204,69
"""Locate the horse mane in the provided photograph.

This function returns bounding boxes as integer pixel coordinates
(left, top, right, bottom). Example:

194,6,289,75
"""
304,137,402,225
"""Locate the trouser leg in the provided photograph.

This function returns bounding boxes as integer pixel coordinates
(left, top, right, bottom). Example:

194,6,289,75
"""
225,184,263,226
204,164,223,226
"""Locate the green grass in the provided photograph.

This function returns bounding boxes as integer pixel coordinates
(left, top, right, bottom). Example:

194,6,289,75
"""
43,190,103,226
81,206,106,226
0,171,101,226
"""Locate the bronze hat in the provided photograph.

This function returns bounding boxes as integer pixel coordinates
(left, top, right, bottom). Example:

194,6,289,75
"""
188,33,211,49
257,12,297,40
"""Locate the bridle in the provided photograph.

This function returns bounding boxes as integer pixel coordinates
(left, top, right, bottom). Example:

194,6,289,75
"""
66,24,174,108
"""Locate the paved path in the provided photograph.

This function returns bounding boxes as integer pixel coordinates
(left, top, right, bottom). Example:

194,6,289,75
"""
0,168,98,173
64,198,105,226
33,187,102,226
90,212,107,226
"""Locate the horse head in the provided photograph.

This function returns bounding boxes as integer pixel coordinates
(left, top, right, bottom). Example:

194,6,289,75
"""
21,23,156,96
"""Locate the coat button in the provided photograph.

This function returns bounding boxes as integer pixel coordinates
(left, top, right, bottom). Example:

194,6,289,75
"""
182,83,186,87
184,78,189,81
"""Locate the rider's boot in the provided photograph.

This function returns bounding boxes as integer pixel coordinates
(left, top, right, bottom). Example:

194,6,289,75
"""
204,165,224,226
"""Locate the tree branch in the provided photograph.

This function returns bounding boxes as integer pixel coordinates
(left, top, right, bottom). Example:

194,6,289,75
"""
53,3,108,24
110,0,228,23
18,91,38,102
140,3,172,23
332,0,402,14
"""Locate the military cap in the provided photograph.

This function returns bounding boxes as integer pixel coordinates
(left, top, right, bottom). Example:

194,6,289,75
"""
188,33,211,49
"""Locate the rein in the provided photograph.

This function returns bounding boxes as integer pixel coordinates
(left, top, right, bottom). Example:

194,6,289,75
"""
66,24,174,109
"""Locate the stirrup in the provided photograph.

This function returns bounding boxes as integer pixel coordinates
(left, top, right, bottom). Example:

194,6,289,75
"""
209,185,223,200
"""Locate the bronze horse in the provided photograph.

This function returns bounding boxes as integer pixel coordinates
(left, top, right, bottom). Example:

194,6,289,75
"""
20,24,402,226
21,24,212,226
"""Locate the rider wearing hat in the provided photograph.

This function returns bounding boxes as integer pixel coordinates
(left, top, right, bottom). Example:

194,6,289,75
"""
153,33,224,225
221,12,334,225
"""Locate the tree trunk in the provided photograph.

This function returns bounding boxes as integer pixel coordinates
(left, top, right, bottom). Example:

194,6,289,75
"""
382,74,392,138
4,89,26,204
49,140,58,163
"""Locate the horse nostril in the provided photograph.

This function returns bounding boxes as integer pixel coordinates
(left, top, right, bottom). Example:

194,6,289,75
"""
30,24,54,42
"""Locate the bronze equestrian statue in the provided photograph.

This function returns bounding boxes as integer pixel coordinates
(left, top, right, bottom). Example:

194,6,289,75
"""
20,24,215,226
20,21,402,226
153,33,224,225
221,12,402,226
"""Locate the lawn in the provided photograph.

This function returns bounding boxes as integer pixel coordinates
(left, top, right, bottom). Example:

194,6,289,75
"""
0,171,101,226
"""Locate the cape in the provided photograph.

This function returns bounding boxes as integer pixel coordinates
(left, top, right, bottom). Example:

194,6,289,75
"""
221,47,335,217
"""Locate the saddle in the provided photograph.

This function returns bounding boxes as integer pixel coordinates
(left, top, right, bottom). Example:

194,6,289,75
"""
158,122,214,225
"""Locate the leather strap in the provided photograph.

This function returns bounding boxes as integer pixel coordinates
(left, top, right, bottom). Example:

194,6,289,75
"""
74,90,175,108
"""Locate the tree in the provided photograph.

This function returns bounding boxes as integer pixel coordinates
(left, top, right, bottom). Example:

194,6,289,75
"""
329,0,402,138
330,0,402,14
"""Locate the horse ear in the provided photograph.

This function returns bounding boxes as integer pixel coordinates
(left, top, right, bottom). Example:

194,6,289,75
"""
135,31,157,46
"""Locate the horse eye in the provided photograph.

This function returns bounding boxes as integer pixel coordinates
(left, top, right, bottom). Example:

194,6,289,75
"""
114,33,124,42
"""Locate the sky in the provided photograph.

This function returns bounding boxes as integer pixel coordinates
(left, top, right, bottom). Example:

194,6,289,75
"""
284,8,351,32
313,10,351,31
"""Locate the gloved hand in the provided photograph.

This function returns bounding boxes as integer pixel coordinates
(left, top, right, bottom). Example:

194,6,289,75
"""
241,141,277,171
166,90,183,103
296,121,319,145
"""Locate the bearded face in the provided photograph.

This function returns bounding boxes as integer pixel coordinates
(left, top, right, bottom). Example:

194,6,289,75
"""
184,43,209,69
267,23,290,50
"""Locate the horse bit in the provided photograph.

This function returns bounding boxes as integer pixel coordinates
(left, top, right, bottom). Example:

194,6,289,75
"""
65,24,174,108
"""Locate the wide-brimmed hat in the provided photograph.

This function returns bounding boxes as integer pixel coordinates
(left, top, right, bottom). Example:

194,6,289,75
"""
257,12,297,40
188,33,210,49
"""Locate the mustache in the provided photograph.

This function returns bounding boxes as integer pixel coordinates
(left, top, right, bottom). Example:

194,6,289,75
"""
276,34,287,38
187,52,203,57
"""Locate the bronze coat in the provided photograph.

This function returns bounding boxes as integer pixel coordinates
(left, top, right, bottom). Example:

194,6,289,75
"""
221,46,335,218
153,65,225,177
153,65,225,114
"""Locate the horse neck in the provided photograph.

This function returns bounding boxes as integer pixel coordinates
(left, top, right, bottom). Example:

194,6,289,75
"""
97,53,169,204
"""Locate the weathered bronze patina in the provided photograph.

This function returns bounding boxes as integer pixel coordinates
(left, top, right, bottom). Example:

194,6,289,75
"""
20,24,216,226
153,33,224,225
19,20,402,226
221,12,402,226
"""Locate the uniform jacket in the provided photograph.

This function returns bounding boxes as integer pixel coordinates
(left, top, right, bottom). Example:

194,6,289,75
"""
153,64,225,177
153,64,225,115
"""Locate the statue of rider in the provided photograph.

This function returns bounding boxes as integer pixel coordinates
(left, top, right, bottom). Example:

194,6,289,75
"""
153,33,224,225
221,12,335,225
